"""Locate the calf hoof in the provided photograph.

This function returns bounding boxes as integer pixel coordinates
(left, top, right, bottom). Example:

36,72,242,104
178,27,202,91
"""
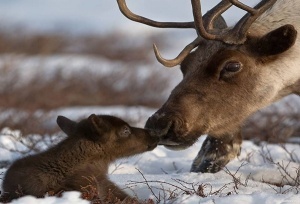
190,136,241,173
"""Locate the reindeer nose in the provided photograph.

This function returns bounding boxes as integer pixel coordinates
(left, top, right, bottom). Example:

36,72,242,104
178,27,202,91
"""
145,112,163,129
148,121,172,138
145,112,171,134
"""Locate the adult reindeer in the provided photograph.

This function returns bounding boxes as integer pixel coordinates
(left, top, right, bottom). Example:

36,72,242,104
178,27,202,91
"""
117,0,300,173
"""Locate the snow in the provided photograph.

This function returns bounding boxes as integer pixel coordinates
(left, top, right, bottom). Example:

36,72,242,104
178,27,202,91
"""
0,106,300,204
8,192,89,204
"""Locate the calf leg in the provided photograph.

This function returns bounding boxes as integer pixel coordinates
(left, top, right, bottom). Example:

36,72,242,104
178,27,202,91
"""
64,167,131,201
190,131,242,173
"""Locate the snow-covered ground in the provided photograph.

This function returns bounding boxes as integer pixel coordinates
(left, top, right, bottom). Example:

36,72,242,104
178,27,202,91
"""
0,52,299,203
0,106,300,204
0,52,299,204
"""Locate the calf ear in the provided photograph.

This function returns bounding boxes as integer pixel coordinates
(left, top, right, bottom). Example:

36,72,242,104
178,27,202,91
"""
88,114,110,142
57,116,77,136
253,24,297,56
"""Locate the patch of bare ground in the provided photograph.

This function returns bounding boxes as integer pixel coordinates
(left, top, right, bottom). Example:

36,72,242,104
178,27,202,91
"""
243,100,300,143
0,68,170,110
0,26,165,63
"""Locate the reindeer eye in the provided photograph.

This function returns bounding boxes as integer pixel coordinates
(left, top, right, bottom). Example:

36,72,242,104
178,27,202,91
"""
224,61,241,72
119,126,131,138
219,61,242,80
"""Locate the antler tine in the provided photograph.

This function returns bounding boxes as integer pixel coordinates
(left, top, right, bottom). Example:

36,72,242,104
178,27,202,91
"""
117,0,195,29
191,0,233,42
203,0,232,31
191,0,217,40
228,0,277,44
117,0,201,67
153,37,202,67
228,0,257,15
118,0,277,67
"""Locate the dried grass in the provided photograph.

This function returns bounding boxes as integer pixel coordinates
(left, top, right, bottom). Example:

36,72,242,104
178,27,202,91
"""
243,102,300,143
0,26,165,63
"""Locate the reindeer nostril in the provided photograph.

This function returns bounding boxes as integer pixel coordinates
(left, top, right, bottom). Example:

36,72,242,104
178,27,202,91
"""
160,121,172,136
147,121,172,138
145,112,173,138
156,121,173,137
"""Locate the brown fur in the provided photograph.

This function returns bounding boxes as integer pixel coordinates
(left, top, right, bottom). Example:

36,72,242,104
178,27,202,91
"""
0,114,161,202
144,0,300,173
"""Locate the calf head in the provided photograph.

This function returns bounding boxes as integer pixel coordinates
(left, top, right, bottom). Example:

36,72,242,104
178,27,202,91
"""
57,114,165,158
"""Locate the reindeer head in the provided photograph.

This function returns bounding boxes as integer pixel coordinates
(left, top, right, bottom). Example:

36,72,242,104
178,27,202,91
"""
117,0,298,150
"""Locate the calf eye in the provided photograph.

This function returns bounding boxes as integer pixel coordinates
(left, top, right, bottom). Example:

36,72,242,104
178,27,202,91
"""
119,126,131,138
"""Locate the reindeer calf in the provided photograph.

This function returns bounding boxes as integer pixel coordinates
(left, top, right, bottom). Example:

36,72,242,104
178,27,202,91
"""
0,114,164,202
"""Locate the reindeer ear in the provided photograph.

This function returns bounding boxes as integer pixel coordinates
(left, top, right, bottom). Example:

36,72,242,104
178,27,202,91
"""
87,114,110,142
212,15,227,29
253,24,297,56
57,116,77,136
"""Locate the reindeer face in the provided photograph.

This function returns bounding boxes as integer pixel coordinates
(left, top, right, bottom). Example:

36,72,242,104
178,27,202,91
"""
116,0,298,150
146,25,297,150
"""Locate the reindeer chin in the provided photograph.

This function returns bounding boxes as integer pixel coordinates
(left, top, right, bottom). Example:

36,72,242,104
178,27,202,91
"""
158,133,198,151
163,144,191,151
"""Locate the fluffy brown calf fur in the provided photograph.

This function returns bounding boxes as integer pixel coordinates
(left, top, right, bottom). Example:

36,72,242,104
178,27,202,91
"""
0,114,165,202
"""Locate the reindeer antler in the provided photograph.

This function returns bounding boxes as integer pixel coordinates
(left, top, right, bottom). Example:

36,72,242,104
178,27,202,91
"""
117,0,195,29
117,0,277,67
227,0,277,43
